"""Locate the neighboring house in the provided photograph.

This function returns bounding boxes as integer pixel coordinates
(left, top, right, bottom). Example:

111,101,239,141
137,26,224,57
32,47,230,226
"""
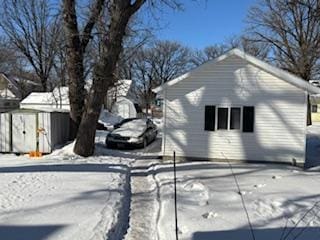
154,48,320,166
20,87,70,110
309,80,320,122
310,94,320,122
0,73,21,112
309,80,320,88
106,80,141,119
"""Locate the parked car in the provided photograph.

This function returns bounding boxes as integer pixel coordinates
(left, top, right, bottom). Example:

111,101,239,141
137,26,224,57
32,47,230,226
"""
113,118,138,129
106,118,158,149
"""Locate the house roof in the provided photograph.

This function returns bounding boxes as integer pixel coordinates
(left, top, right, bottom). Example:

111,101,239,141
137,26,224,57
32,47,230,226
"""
0,73,20,99
153,48,320,95
21,87,69,105
0,89,18,99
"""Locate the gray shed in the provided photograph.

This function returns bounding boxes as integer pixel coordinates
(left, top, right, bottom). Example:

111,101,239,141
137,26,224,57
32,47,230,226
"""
0,109,70,153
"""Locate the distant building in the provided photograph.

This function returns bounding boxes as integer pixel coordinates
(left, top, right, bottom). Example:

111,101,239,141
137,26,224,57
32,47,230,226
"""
309,80,320,122
0,73,21,112
309,80,320,88
20,87,69,111
106,80,141,119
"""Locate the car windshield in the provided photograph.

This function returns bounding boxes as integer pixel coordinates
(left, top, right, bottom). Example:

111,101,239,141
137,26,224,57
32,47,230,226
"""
121,119,146,131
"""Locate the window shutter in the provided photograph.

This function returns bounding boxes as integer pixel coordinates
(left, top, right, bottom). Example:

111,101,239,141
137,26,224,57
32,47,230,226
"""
204,106,215,131
243,106,254,132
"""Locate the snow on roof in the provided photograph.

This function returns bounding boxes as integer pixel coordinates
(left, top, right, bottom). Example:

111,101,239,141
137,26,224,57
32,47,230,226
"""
153,48,320,95
12,108,69,113
21,87,69,105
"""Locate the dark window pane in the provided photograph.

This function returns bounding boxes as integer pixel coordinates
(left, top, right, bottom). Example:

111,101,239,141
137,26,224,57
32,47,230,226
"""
312,105,318,113
243,106,254,132
230,108,241,129
217,108,228,130
204,106,215,131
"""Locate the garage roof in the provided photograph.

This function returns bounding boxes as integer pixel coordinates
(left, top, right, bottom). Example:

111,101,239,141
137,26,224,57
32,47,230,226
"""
153,48,320,95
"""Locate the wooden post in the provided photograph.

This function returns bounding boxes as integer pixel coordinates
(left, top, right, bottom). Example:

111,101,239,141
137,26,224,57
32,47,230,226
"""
173,151,178,240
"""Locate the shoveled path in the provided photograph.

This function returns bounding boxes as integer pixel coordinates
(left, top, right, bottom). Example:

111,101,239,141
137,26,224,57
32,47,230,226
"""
124,158,161,240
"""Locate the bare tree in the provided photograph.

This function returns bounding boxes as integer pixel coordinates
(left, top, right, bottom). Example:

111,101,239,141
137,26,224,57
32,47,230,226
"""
128,40,192,112
74,1,182,156
246,0,320,125
74,0,146,156
192,37,270,66
0,0,61,91
62,0,106,139
227,35,270,60
0,38,22,74
192,44,230,66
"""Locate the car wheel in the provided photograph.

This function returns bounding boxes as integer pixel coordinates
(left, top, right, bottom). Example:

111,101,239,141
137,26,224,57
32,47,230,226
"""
107,142,116,149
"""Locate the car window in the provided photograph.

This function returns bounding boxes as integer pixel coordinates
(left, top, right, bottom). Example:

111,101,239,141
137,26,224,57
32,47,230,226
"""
121,119,146,130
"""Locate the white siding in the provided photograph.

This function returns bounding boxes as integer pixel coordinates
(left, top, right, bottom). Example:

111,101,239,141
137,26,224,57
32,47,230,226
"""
0,111,70,153
38,112,52,153
12,113,37,153
38,112,70,153
163,55,307,164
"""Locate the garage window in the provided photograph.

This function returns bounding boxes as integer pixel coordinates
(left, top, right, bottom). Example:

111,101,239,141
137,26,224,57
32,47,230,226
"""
230,107,241,130
204,106,215,131
217,107,228,130
243,106,255,132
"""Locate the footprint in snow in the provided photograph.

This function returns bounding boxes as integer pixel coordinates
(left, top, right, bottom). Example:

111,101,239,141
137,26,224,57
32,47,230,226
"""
238,191,252,196
202,211,219,219
254,184,266,188
178,226,188,235
272,175,282,179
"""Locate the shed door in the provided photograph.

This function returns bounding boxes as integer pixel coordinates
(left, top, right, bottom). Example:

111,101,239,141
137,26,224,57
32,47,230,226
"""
12,113,37,153
119,104,130,119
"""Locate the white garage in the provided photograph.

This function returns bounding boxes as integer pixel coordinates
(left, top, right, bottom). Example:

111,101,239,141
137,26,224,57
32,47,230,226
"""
154,48,320,166
111,96,138,119
0,109,70,153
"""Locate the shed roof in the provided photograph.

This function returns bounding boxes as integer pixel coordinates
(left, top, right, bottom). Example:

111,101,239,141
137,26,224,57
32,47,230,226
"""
21,87,69,105
10,108,69,113
153,48,320,95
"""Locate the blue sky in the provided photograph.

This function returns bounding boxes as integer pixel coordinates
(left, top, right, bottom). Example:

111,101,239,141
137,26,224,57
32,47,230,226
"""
150,0,257,49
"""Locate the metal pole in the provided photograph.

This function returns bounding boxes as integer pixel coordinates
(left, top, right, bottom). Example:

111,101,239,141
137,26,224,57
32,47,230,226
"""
173,151,178,240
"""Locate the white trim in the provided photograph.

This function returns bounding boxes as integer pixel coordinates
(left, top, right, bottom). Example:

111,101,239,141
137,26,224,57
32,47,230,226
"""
153,48,320,95
303,92,308,165
215,106,243,132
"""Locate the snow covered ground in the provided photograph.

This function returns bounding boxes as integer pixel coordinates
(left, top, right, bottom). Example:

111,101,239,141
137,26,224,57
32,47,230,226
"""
155,162,320,240
0,121,319,240
0,146,134,240
153,124,320,240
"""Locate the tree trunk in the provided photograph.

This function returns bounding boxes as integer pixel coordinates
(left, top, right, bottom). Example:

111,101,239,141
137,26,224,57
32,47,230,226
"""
307,95,312,126
62,0,86,139
40,76,47,92
74,0,145,156
73,71,110,156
